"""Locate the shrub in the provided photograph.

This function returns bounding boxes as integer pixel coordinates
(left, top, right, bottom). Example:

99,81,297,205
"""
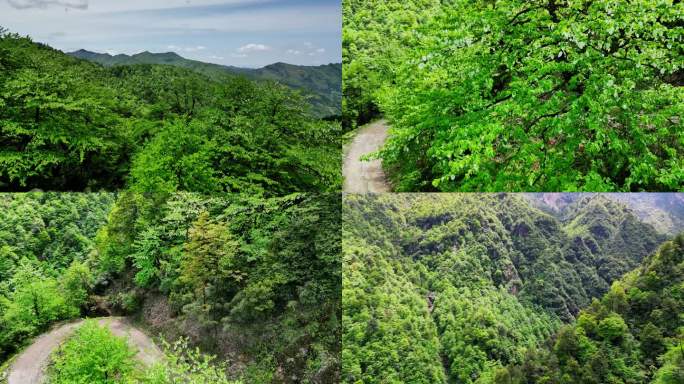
48,320,137,384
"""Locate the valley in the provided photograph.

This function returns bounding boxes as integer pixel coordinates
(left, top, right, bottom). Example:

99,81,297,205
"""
342,193,684,383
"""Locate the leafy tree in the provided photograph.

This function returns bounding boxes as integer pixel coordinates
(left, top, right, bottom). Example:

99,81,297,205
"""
0,30,341,193
497,233,684,383
62,260,94,314
0,261,79,358
48,320,137,384
653,343,684,384
596,313,628,342
141,338,242,384
345,0,684,191
179,212,241,335
131,227,164,288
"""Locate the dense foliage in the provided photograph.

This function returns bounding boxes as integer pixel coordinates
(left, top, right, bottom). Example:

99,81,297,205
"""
92,192,341,383
342,193,669,383
344,0,684,191
69,50,342,118
143,338,241,384
48,321,242,384
0,193,113,360
0,28,341,193
342,0,441,129
48,320,138,384
495,233,684,383
0,192,341,383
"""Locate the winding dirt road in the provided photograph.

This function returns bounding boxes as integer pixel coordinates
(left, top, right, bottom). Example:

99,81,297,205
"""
343,120,391,193
6,317,163,384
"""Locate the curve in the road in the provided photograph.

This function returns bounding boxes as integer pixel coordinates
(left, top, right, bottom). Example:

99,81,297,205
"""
343,119,391,193
7,317,163,384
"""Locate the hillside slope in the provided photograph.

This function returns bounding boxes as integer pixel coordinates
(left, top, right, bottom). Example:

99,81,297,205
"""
68,49,342,117
0,192,341,383
343,194,668,383
496,233,684,383
528,193,684,236
0,30,341,192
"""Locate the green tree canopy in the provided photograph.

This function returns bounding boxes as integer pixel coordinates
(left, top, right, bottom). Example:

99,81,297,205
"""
345,0,684,191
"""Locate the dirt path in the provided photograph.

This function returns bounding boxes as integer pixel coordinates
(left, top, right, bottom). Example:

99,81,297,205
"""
7,317,163,384
343,119,391,193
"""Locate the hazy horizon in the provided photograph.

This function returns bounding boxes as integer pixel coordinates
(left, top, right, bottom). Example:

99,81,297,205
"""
0,0,341,68
67,47,341,68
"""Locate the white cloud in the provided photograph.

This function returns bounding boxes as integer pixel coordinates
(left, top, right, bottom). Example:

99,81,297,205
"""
288,43,325,57
1,4,340,39
307,46,325,56
0,0,341,67
237,43,270,53
7,0,88,9
166,44,206,52
5,0,267,12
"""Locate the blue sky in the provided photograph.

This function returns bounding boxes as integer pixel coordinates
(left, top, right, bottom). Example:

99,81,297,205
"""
0,0,341,67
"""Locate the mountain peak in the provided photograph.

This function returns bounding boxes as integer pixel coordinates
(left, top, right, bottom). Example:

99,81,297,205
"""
69,49,112,59
133,51,181,58
66,48,341,116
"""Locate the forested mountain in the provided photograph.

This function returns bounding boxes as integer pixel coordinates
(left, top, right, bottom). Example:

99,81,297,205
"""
68,49,249,73
68,49,342,117
344,0,684,191
528,193,684,236
0,193,341,383
0,28,341,192
343,193,676,383
496,234,684,384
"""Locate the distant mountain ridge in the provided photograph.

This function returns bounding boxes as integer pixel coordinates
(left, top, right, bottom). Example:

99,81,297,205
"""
68,49,342,117
526,193,684,235
68,49,250,72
